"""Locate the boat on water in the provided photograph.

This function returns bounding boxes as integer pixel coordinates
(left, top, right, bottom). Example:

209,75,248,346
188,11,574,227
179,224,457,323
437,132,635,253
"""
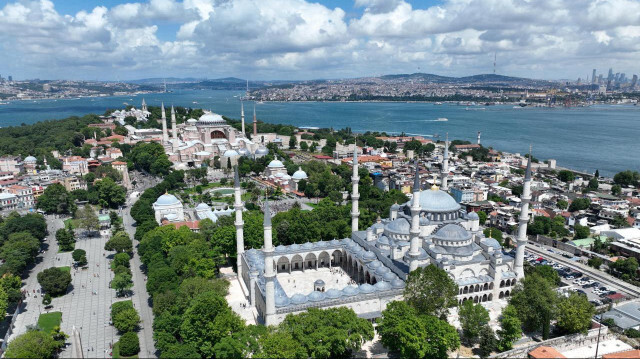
193,101,198,104
434,118,448,122
256,101,265,104
434,102,443,105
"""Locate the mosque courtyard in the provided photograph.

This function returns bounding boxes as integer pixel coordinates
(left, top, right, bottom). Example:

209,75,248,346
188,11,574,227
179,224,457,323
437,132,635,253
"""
277,267,358,296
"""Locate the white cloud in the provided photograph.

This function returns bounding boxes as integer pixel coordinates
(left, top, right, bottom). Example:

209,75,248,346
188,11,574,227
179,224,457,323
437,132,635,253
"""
1,0,640,80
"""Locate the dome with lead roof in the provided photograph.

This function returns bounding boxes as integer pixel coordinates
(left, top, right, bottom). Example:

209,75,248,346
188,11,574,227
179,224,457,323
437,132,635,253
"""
467,212,479,220
386,218,410,234
268,159,284,168
419,188,461,213
198,112,226,124
290,293,308,304
238,147,251,157
391,279,405,288
255,147,269,156
223,149,239,157
342,286,359,296
375,281,392,291
292,167,308,180
153,193,181,207
308,291,325,302
325,289,342,299
24,156,37,163
432,224,472,246
359,283,376,293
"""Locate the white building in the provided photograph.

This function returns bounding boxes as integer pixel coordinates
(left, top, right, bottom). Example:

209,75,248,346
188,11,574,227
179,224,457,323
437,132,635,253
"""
152,193,185,224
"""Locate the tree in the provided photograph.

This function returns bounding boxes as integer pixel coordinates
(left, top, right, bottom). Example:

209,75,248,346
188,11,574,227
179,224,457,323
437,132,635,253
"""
509,274,558,333
55,228,75,252
254,331,307,359
404,265,458,318
557,200,568,210
36,183,75,214
613,170,640,187
497,304,522,351
558,170,575,183
300,141,308,151
483,227,503,245
180,291,245,358
377,301,460,359
113,252,131,268
555,292,595,335
574,224,590,239
478,325,497,358
94,177,126,208
111,273,133,297
588,256,603,269
477,211,488,224
37,267,71,297
113,307,140,333
5,329,58,359
42,293,52,306
532,265,561,286
459,300,490,343
609,257,639,280
77,205,99,234
289,136,297,149
1,213,48,241
587,177,599,190
119,332,140,357
105,232,133,253
0,286,8,319
72,249,87,266
569,198,591,212
160,344,200,359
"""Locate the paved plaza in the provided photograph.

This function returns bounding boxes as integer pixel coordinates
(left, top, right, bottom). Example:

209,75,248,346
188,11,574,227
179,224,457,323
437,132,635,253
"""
225,275,257,325
278,267,357,296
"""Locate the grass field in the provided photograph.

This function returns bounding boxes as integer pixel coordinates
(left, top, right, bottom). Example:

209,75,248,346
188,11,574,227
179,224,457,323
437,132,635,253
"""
58,266,70,273
37,312,62,333
63,218,79,229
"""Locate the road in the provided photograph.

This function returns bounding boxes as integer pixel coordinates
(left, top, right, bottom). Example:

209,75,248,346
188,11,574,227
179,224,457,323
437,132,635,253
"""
121,180,158,358
526,245,640,298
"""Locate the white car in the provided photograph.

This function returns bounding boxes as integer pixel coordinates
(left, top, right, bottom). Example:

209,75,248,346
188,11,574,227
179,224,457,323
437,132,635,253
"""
566,275,575,280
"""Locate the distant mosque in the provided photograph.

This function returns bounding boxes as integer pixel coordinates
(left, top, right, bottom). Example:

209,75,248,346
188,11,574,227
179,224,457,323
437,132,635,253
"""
154,101,268,169
233,141,534,326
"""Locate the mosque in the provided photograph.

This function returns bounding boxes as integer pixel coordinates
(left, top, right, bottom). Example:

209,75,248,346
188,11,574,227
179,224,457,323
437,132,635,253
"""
155,103,268,169
233,142,533,325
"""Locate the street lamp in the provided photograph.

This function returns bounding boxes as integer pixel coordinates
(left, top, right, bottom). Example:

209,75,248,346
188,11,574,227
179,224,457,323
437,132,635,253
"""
594,314,603,359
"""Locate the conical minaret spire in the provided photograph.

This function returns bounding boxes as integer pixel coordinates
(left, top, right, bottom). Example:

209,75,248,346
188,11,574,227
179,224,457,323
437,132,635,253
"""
263,196,275,325
241,102,246,137
441,134,449,191
351,146,360,233
409,160,422,271
233,166,245,284
252,104,257,137
171,105,177,140
161,103,168,143
514,146,533,278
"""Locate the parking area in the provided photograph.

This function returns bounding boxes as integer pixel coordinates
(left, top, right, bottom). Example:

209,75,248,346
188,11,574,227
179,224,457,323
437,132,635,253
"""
524,251,622,306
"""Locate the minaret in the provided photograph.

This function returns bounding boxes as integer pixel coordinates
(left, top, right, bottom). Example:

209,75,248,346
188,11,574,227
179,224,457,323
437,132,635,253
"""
241,102,246,137
253,104,257,137
161,103,168,143
234,166,245,283
409,161,422,271
351,147,360,233
141,98,147,112
441,134,449,191
171,105,177,140
514,147,533,279
263,198,276,325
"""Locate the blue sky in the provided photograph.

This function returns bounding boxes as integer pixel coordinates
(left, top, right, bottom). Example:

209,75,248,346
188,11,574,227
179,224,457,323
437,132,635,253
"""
0,0,638,81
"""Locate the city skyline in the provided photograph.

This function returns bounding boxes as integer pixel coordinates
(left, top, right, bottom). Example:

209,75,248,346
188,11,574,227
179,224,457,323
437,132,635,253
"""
1,0,640,81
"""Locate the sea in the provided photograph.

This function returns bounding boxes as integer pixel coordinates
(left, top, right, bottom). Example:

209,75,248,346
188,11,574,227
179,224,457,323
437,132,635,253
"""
0,89,638,177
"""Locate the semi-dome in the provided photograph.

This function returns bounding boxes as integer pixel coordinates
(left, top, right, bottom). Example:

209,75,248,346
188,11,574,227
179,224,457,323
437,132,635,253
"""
223,149,239,157
290,293,308,304
268,159,284,168
419,188,461,213
292,167,308,180
24,156,37,162
433,224,472,242
419,216,430,226
154,193,180,206
386,218,411,234
198,112,225,124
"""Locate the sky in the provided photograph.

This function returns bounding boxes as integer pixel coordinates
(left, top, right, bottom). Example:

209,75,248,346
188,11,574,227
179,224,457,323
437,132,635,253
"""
0,0,639,81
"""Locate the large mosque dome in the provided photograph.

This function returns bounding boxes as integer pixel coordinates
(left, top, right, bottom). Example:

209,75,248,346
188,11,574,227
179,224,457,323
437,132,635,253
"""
419,187,461,213
198,112,226,125
153,193,181,207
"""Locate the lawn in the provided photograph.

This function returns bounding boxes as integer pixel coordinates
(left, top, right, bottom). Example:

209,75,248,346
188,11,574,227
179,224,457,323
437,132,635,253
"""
58,266,70,273
63,218,79,229
112,341,138,359
37,312,62,333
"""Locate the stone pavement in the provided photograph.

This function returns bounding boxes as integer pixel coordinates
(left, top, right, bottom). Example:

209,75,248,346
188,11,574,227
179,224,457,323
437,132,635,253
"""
226,276,257,325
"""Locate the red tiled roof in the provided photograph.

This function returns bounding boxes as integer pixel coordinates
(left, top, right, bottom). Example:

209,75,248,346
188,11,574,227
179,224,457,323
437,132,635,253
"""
163,220,200,230
603,350,640,359
313,155,333,160
529,346,566,359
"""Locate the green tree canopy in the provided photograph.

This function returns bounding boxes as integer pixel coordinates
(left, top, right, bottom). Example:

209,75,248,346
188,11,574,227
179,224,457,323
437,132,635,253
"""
94,177,126,208
459,300,490,343
509,274,558,333
55,228,75,252
105,231,133,253
613,170,640,187
35,183,76,214
113,307,140,333
555,293,595,335
569,198,591,212
119,332,140,357
404,265,458,318
497,304,522,351
5,329,58,359
37,267,71,297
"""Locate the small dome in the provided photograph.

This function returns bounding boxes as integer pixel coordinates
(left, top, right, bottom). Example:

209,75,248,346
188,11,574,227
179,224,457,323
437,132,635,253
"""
419,188,461,213
330,239,341,245
275,294,290,307
24,156,37,162
391,279,405,289
376,236,390,246
314,279,325,286
223,149,239,157
275,245,287,252
341,238,353,245
386,218,411,234
198,112,225,124
302,242,314,249
419,216,430,226
238,147,251,157
325,289,342,299
375,281,392,291
196,203,210,210
367,260,382,270
292,167,308,180
255,147,269,155
342,286,360,296
268,159,284,168
383,272,396,281
154,193,180,206
375,266,390,276
308,291,325,302
363,251,376,261
390,202,400,211
186,118,197,124
467,212,480,220
359,283,376,293
289,243,301,251
290,293,308,304
316,241,328,247
482,237,502,250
